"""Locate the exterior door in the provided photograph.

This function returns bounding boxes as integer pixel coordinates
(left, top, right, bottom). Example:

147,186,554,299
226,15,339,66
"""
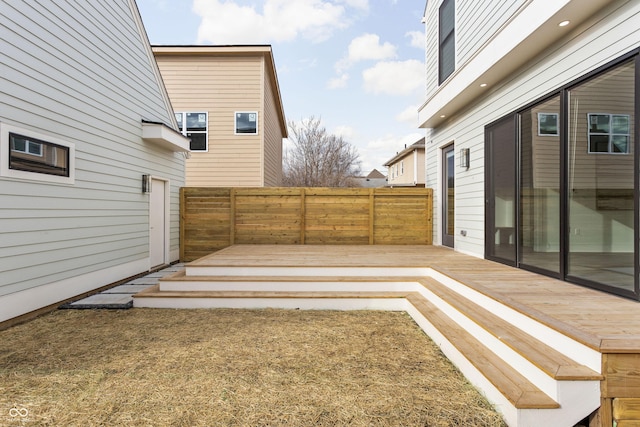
442,145,455,247
149,178,166,267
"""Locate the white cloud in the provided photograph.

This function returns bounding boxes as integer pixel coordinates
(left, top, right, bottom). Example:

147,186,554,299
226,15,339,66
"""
406,30,425,50
333,125,356,139
336,33,396,72
362,59,425,96
360,132,424,171
340,0,369,10
396,104,419,124
327,73,349,89
194,0,351,44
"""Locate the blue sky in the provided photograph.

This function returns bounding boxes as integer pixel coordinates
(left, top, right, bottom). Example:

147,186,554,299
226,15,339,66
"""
137,0,427,174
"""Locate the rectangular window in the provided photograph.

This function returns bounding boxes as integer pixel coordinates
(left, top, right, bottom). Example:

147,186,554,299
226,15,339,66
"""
587,113,630,154
235,112,258,134
175,112,208,151
1,124,75,184
10,133,69,177
401,160,404,175
438,0,455,84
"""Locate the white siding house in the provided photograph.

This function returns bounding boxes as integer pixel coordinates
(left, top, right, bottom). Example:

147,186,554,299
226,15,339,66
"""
420,0,639,299
0,0,189,324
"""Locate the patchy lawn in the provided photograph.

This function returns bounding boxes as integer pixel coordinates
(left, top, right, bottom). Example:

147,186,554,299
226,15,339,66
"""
0,308,505,426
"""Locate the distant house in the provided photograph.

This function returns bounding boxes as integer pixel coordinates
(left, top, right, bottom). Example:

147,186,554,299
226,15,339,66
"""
353,169,387,188
153,45,288,187
0,0,189,324
383,138,425,187
418,0,639,299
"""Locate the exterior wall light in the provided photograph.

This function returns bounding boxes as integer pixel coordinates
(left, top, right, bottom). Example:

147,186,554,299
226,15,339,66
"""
142,174,152,193
460,148,470,169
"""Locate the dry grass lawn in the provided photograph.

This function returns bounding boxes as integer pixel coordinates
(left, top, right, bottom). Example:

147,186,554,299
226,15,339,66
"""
0,308,506,426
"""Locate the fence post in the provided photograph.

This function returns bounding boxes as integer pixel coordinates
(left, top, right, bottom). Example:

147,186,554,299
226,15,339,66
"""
300,188,306,244
230,188,236,246
180,187,186,261
369,188,375,245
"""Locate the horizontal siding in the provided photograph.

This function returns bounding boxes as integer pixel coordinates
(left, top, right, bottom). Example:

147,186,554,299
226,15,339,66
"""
0,0,184,298
263,62,284,187
426,0,639,256
456,0,525,67
155,54,266,187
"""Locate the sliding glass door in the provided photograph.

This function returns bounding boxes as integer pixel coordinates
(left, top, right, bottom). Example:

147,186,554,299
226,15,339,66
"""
566,60,636,293
519,96,561,276
485,116,517,265
484,54,638,299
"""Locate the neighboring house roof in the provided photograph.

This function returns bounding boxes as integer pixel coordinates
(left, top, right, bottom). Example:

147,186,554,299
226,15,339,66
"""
383,138,426,166
367,169,386,179
152,45,288,138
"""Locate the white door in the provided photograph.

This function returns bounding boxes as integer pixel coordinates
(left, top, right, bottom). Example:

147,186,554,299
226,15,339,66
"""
149,178,166,267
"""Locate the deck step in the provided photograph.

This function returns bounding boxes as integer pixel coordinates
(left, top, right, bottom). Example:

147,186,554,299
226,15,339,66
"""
405,293,559,410
417,277,602,382
135,285,409,300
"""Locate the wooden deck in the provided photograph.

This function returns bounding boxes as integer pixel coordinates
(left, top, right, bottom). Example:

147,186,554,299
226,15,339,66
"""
136,244,640,426
188,244,640,351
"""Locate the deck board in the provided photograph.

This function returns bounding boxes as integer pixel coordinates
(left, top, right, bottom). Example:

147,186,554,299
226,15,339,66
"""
188,245,640,352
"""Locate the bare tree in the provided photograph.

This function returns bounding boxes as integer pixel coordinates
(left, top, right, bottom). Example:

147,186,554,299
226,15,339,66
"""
283,117,362,187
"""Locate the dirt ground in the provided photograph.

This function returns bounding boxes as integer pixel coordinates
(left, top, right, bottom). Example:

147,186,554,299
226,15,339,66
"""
0,308,505,426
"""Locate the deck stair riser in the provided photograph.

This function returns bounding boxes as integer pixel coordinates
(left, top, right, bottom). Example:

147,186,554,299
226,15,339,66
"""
135,256,606,426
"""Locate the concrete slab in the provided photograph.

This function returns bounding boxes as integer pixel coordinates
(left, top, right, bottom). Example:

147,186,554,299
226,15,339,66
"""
62,293,133,309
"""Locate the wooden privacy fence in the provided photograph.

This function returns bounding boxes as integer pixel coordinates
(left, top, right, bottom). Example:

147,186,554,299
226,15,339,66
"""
180,187,433,261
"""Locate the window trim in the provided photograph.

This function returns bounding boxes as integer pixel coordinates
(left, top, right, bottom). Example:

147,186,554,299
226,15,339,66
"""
0,123,75,184
175,111,208,151
234,111,259,135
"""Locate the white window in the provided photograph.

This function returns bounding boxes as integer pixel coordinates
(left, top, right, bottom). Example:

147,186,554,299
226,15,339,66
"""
401,160,404,175
175,112,208,151
1,123,75,184
587,113,630,154
235,112,258,135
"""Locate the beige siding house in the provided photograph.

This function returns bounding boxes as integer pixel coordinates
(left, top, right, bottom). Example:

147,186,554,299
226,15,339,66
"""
153,46,287,187
383,138,425,187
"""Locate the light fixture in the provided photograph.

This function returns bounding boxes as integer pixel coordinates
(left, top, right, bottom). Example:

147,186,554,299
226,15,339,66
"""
480,83,487,87
558,20,570,27
440,114,446,118
460,148,470,169
142,174,152,193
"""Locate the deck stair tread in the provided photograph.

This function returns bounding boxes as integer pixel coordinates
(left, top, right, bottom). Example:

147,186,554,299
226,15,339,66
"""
135,285,410,299
161,270,420,282
417,277,602,381
405,293,560,410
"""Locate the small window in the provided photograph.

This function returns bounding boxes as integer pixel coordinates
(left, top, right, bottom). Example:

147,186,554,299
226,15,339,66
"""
537,113,558,136
438,0,455,84
401,160,404,175
1,124,75,184
235,112,258,135
175,112,208,151
587,113,630,154
9,133,69,177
